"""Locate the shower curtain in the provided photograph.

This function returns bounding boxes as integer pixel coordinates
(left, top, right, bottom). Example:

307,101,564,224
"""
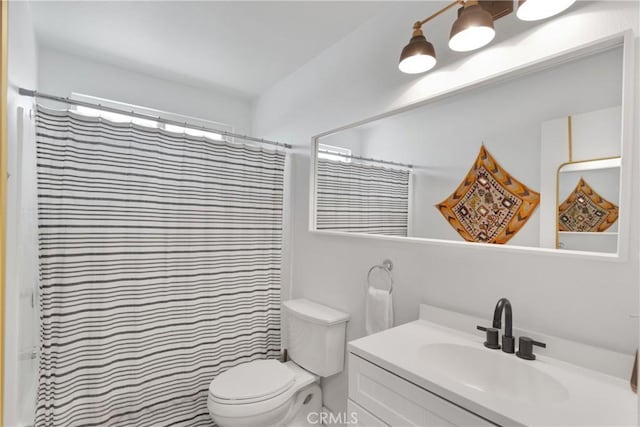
34,106,285,426
316,158,410,236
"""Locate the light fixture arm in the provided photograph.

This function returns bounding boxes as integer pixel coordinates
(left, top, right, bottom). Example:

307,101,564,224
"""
415,0,466,29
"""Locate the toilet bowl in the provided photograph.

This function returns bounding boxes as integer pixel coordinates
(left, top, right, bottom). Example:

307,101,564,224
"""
207,360,320,427
208,299,350,427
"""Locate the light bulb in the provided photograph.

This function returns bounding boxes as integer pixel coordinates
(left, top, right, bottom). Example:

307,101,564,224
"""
517,0,577,21
449,26,495,52
399,54,437,74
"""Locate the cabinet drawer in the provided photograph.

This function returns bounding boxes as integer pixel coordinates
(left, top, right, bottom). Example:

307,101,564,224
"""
348,353,494,427
348,399,389,427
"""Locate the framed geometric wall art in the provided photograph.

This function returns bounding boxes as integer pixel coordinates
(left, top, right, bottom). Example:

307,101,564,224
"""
436,146,540,244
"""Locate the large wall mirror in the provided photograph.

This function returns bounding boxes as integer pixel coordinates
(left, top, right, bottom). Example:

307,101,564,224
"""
310,32,634,257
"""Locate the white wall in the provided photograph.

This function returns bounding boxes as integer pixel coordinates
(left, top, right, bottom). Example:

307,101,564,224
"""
38,47,253,134
252,1,640,415
5,2,39,426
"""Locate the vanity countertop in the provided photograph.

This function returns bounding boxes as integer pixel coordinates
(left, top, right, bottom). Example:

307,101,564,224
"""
348,319,637,426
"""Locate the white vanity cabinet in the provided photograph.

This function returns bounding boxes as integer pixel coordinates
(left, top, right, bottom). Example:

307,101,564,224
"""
348,353,494,427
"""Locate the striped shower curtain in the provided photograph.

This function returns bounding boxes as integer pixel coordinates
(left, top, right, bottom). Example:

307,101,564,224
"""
316,158,410,236
34,106,284,426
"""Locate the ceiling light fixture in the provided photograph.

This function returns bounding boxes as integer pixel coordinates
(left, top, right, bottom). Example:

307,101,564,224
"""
449,0,495,52
398,23,437,74
399,0,575,74
516,0,577,21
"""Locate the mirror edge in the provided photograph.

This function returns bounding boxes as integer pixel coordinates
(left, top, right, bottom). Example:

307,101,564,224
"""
616,29,636,261
309,135,319,233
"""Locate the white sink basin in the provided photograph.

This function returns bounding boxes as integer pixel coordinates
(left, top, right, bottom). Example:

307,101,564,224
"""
420,343,569,404
349,315,637,426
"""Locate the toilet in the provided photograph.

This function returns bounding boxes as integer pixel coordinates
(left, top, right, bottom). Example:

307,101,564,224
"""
207,299,350,427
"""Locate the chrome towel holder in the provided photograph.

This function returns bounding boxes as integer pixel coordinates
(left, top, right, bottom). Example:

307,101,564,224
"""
367,259,393,294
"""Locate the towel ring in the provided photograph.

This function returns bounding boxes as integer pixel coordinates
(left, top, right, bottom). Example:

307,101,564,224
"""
367,259,393,294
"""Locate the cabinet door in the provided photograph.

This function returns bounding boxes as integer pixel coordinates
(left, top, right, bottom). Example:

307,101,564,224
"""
348,399,389,427
348,354,495,427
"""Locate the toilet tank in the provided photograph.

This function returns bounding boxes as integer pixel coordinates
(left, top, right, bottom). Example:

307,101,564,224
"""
283,299,350,377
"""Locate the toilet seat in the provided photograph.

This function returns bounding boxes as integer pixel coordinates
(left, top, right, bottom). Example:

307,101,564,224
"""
208,361,318,420
210,359,296,404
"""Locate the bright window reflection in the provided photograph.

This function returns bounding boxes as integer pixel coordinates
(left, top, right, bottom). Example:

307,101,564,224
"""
75,105,157,128
75,105,224,140
318,143,352,163
164,123,224,140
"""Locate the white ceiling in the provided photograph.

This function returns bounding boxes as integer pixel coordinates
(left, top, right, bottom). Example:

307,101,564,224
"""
31,1,394,98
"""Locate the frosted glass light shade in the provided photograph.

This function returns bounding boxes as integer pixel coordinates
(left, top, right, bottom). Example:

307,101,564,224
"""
399,34,437,74
516,0,577,21
449,26,495,52
449,4,495,52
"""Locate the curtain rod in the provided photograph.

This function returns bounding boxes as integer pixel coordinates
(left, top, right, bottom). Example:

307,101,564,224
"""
318,148,413,169
18,88,292,149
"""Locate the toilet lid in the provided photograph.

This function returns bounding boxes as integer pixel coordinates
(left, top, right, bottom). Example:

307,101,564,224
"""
209,359,295,403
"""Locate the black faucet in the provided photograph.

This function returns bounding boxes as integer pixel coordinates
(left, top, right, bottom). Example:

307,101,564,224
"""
477,298,547,359
492,298,515,354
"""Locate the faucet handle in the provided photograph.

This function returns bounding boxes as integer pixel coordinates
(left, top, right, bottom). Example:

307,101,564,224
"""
516,336,546,360
502,334,515,354
476,325,500,350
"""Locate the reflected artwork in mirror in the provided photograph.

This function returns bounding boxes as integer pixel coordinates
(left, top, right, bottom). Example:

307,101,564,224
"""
310,33,633,257
436,145,540,244
556,158,621,253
